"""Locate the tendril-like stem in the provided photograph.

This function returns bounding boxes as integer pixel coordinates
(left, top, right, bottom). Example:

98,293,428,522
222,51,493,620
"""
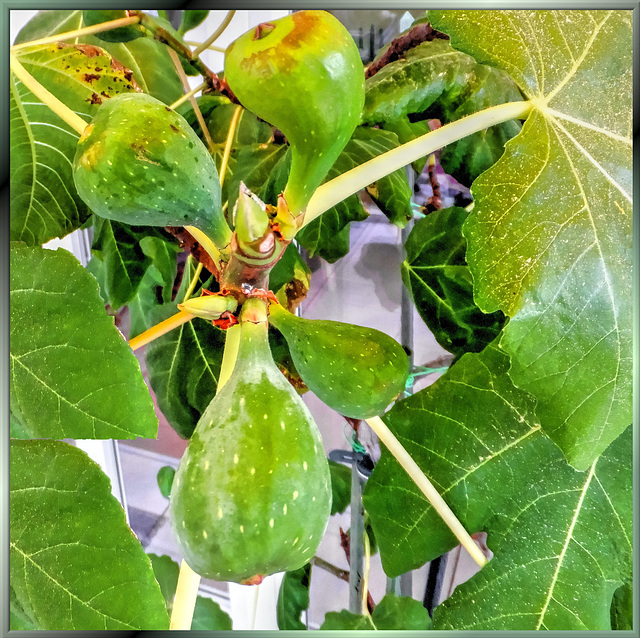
219,105,243,189
365,416,488,568
361,531,371,616
168,48,214,153
169,81,208,111
192,10,236,56
128,311,194,351
182,259,204,302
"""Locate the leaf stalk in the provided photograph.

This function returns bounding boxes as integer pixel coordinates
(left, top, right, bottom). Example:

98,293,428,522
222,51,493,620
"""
365,416,488,568
303,100,532,228
10,53,87,135
10,15,141,51
128,311,194,352
192,10,236,55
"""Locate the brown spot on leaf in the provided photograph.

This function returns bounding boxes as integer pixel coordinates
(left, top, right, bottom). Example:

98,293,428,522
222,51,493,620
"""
83,73,101,84
87,92,102,105
170,124,179,132
110,58,142,92
71,43,103,58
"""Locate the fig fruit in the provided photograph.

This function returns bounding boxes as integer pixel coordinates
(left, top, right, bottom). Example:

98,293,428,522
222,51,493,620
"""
170,299,331,583
82,10,144,42
73,92,232,249
224,10,364,215
268,303,409,419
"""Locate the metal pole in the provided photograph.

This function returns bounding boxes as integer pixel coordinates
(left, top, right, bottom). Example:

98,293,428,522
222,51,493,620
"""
348,450,365,613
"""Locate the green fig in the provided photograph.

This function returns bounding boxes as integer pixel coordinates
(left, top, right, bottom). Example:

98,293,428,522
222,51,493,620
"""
73,92,232,249
170,300,331,583
224,10,364,215
82,10,144,42
268,303,409,419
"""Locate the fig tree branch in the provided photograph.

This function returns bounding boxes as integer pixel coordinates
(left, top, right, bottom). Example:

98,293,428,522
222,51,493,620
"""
302,100,532,229
365,22,448,79
168,48,214,152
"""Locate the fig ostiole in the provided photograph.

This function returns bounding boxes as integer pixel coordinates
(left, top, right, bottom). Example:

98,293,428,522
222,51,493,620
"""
224,10,365,216
170,298,331,583
268,302,409,419
73,92,232,249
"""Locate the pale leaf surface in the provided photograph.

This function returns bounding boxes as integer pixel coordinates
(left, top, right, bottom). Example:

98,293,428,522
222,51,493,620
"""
429,10,632,468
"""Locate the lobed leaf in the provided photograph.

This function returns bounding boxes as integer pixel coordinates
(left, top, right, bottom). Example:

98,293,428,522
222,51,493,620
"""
10,243,158,439
433,427,632,630
364,342,631,629
429,10,633,469
10,440,169,630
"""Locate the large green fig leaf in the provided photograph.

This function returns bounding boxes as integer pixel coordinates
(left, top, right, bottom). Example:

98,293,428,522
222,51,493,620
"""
10,42,139,246
363,343,631,630
89,219,179,311
429,10,633,470
10,440,169,630
321,594,431,630
148,554,233,630
10,244,158,439
144,304,225,439
402,207,506,357
364,37,523,184
434,427,632,630
15,10,184,104
277,563,311,630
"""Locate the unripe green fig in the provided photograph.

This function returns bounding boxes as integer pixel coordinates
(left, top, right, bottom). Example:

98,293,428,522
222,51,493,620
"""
170,301,331,583
224,10,364,215
82,11,144,42
268,303,409,419
73,93,231,249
